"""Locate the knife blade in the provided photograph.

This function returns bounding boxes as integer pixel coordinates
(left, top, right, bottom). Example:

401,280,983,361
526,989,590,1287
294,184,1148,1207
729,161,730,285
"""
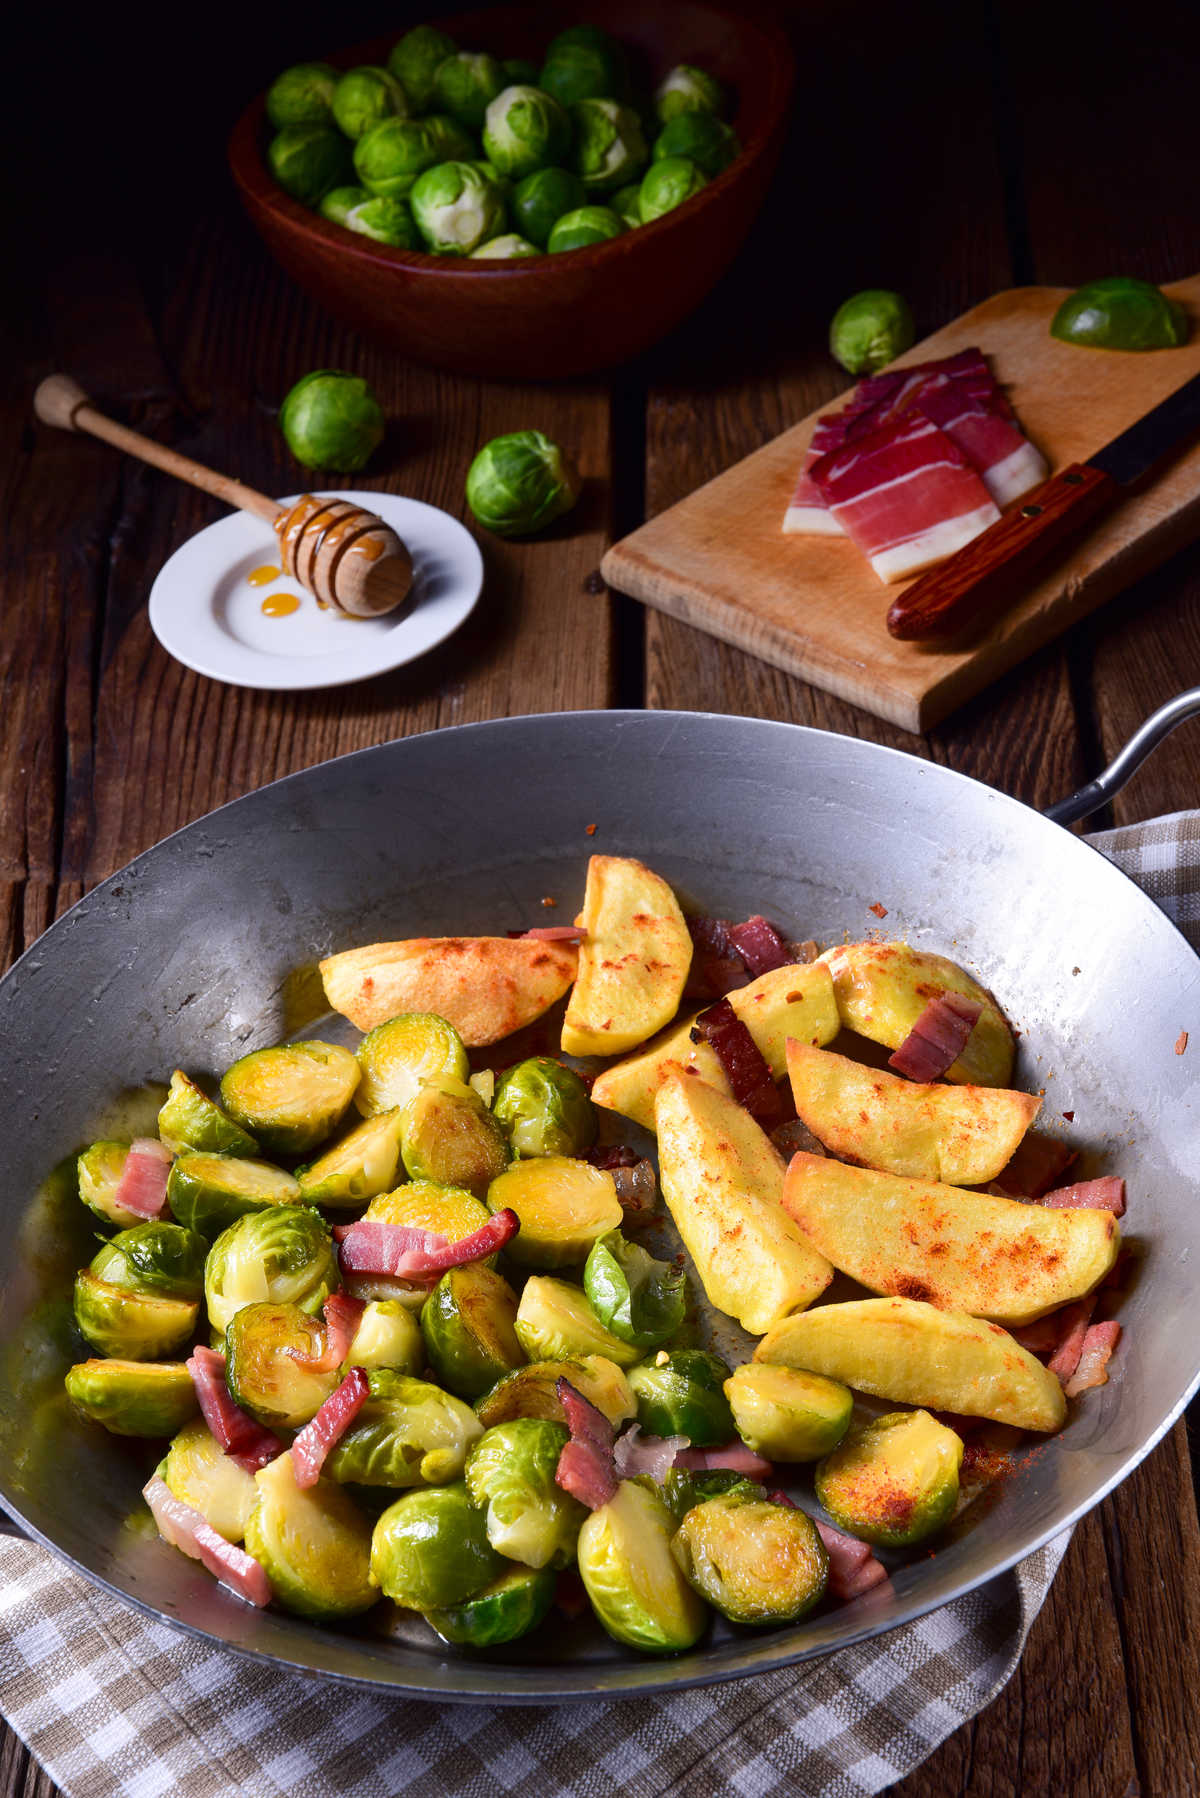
886,368,1200,642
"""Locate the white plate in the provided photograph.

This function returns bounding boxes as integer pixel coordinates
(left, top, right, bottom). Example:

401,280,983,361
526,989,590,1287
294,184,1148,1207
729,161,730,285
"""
148,490,483,691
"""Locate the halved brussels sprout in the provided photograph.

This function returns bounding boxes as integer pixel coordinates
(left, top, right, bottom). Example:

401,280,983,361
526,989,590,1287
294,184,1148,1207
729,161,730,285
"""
158,1071,258,1157
73,1272,199,1361
354,116,439,200
399,1076,510,1195
421,113,478,163
515,1277,640,1367
482,85,572,179
671,1494,827,1625
219,1042,360,1156
578,1479,707,1652
724,1364,853,1463
344,1300,424,1373
164,1417,258,1539
638,156,707,223
627,1350,734,1446
267,124,353,205
387,25,458,113
571,99,647,194
359,1181,493,1304
815,1410,963,1548
410,161,508,254
584,1230,685,1351
332,65,409,141
489,1158,620,1267
654,64,727,125
326,1369,482,1487
539,28,630,108
475,1353,636,1429
546,205,625,253
510,165,587,247
246,1451,376,1621
65,1359,198,1437
425,1563,555,1647
659,1467,764,1524
167,1153,302,1241
204,1205,337,1337
297,1110,405,1207
370,1481,503,1609
355,1013,470,1117
432,51,506,130
76,1140,141,1227
266,61,339,130
493,1058,596,1159
89,1222,206,1300
421,1264,524,1399
465,1419,585,1568
652,113,739,178
225,1301,339,1429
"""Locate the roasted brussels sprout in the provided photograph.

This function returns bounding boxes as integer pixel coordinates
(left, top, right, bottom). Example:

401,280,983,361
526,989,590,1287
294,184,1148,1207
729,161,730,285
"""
493,1058,596,1159
354,116,439,200
539,27,630,107
578,1479,706,1652
409,161,507,254
1050,275,1188,351
387,25,458,113
610,181,643,229
326,1369,482,1487
510,165,587,246
628,1350,734,1446
166,1152,301,1241
158,1070,258,1157
225,1301,339,1429
266,62,339,130
73,1271,199,1361
76,1140,142,1227
297,1110,406,1207
65,1359,199,1437
475,1353,636,1429
571,99,647,194
829,289,916,375
815,1410,963,1548
465,430,581,536
432,52,506,130
652,112,738,178
343,1299,423,1373
584,1231,685,1352
672,1494,828,1625
659,1466,764,1524
514,1276,640,1368
465,1418,585,1567
546,205,625,252
421,1263,524,1399
355,1013,470,1117
332,65,409,141
367,1179,491,1240
724,1364,853,1462
654,64,727,124
426,1562,555,1646
164,1416,258,1539
470,233,540,258
204,1205,337,1338
399,1076,510,1195
421,112,478,163
267,124,353,205
490,1157,620,1267
482,85,572,178
371,1480,503,1608
220,1041,359,1154
638,156,707,222
246,1451,376,1621
89,1222,206,1300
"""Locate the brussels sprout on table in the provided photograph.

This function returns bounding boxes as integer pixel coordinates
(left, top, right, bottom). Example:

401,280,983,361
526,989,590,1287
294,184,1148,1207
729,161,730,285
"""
399,1075,510,1196
164,1416,258,1539
387,25,458,113
475,1353,636,1429
539,27,630,108
465,430,580,536
815,1409,963,1548
638,156,707,222
158,1071,259,1158
267,124,353,205
584,1230,685,1352
724,1363,853,1462
421,113,479,164
277,370,387,474
470,233,541,258
514,1276,640,1368
654,64,727,125
409,160,507,254
344,1299,423,1374
219,1041,359,1154
355,1012,470,1117
246,1450,376,1621
73,1270,199,1361
225,1300,340,1429
1050,275,1188,350
829,289,916,375
204,1205,337,1338
628,1350,734,1446
325,1369,482,1487
652,112,738,178
354,117,439,200
577,1479,706,1652
432,52,507,131
371,1480,503,1608
76,1141,143,1228
610,182,643,229
671,1493,828,1626
571,99,647,194
489,1157,619,1267
65,1359,199,1438
482,85,572,179
332,65,410,140
265,62,340,130
166,1152,301,1242
421,1263,525,1399
493,1058,596,1159
546,205,625,253
510,166,586,246
465,1418,586,1567
425,1562,555,1646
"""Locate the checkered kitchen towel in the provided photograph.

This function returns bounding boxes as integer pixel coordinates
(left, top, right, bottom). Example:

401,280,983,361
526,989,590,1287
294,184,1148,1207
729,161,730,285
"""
0,813,1191,1798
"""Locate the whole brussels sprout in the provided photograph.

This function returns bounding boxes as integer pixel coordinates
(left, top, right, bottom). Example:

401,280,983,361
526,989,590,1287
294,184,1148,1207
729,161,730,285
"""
514,1276,639,1368
267,124,353,205
475,1353,636,1429
502,57,539,86
671,1493,828,1625
166,1152,301,1242
225,1301,339,1429
297,1110,405,1207
204,1205,337,1338
354,116,439,199
387,24,458,113
90,1222,206,1301
399,1075,510,1195
355,1013,470,1117
158,1070,258,1157
539,28,630,108
421,1263,524,1399
370,1481,503,1609
571,99,647,194
465,430,580,536
265,62,339,130
76,1141,146,1229
470,233,540,258
724,1363,853,1462
164,1416,258,1539
343,1299,423,1374
277,372,386,474
421,112,479,163
409,161,507,254
246,1450,376,1621
654,64,727,124
493,1057,596,1158
65,1359,199,1438
482,85,572,179
426,1563,555,1647
584,1230,685,1352
577,1479,706,1652
652,113,739,178
829,289,916,376
815,1409,963,1548
73,1271,198,1361
332,66,410,140
638,156,707,223
432,52,506,131
465,1418,585,1568
321,185,371,226
489,1157,620,1267
610,182,643,230
546,205,625,253
628,1350,734,1446
220,1041,360,1153
510,165,586,247
325,1369,482,1487
341,194,420,247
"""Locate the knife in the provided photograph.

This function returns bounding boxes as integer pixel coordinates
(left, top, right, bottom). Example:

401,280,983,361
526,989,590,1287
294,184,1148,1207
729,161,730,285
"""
885,368,1200,642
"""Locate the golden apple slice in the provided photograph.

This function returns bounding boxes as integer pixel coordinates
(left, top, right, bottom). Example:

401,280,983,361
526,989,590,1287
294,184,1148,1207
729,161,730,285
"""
560,855,692,1057
781,1151,1119,1325
755,1296,1067,1432
785,1041,1040,1184
654,1073,832,1336
817,942,1014,1086
320,937,577,1045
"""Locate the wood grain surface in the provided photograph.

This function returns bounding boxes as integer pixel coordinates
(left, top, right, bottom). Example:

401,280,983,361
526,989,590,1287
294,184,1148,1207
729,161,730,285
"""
3,0,1200,1793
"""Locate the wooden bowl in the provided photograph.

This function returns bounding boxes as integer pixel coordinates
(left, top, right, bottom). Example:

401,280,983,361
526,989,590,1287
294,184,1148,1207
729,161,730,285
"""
227,2,795,378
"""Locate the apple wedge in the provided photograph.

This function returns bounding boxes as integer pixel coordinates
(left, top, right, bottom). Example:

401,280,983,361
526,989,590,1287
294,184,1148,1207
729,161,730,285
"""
780,1152,1120,1325
592,961,840,1132
654,1072,832,1335
560,855,693,1057
319,936,578,1044
817,942,1014,1086
755,1296,1067,1432
785,1041,1040,1184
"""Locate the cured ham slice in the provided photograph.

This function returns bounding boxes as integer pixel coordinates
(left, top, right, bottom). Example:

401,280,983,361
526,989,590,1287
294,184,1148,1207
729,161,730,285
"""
555,1378,617,1510
333,1209,518,1280
690,997,790,1129
916,381,1048,507
814,1519,890,1600
297,1291,366,1374
1064,1321,1121,1397
186,1348,284,1470
112,1139,173,1220
673,1442,774,1480
290,1367,369,1488
143,1476,272,1607
1040,1176,1126,1217
612,1425,688,1483
888,992,982,1080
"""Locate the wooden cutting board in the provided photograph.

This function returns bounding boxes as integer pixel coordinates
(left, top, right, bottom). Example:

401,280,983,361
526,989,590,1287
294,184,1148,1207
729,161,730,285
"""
601,275,1200,732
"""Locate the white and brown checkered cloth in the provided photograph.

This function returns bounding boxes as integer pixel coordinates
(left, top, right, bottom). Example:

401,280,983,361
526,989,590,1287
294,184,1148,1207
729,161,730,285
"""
0,812,1194,1798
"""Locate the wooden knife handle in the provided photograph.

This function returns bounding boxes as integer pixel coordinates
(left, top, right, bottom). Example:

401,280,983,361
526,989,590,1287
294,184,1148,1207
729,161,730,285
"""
886,462,1120,642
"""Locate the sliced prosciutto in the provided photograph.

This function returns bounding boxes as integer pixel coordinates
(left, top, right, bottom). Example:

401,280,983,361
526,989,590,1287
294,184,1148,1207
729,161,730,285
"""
727,916,794,977
915,379,1047,507
612,1424,688,1483
298,1291,367,1373
186,1348,284,1471
690,997,789,1130
1040,1176,1126,1218
674,1442,774,1480
112,1138,173,1220
887,991,982,1081
333,1208,518,1281
291,1367,369,1489
1064,1321,1121,1398
555,1378,617,1510
815,1519,890,1601
143,1476,272,1607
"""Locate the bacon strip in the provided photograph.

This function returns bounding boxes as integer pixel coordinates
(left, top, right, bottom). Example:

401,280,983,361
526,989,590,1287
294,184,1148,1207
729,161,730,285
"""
186,1348,284,1471
674,1442,774,1480
887,992,982,1081
112,1138,173,1220
990,1132,1077,1198
1045,1297,1098,1385
727,916,794,977
815,1519,890,1601
612,1424,689,1483
1008,1316,1063,1354
143,1476,272,1607
555,1378,617,1510
691,998,789,1129
290,1367,369,1488
1040,1176,1126,1218
1064,1321,1121,1398
333,1209,518,1280
524,926,587,943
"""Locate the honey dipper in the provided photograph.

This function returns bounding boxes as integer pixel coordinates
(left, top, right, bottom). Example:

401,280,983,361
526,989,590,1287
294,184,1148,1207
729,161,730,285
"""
33,375,414,619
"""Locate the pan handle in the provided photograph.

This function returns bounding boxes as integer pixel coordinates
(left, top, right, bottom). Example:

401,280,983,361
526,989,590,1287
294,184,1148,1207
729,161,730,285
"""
1045,688,1200,826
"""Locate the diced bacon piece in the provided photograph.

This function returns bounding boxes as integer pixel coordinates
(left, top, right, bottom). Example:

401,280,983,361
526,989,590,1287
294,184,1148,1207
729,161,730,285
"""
916,382,1048,507
814,1519,889,1601
333,1209,518,1280
613,1424,689,1483
290,1367,369,1488
1040,1176,1126,1218
555,1378,617,1510
770,1118,826,1158
810,413,1001,584
524,926,587,943
685,916,750,997
112,1138,173,1220
673,1442,774,1480
584,1144,639,1169
991,1132,1077,1198
143,1476,272,1607
187,1348,285,1467
1064,1321,1121,1398
691,997,789,1130
839,1557,892,1600
1046,1296,1098,1385
887,992,982,1081
727,915,794,977
767,1488,796,1507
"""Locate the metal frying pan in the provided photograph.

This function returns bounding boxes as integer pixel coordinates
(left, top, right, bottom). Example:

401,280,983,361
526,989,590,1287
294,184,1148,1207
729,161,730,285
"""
0,707,1197,1702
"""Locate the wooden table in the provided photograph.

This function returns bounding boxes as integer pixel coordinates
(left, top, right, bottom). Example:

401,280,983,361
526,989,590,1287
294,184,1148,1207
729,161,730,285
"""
4,0,1200,1790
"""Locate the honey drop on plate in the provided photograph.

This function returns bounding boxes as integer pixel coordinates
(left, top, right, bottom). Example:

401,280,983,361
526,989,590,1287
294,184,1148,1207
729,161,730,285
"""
247,564,282,587
261,592,302,618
